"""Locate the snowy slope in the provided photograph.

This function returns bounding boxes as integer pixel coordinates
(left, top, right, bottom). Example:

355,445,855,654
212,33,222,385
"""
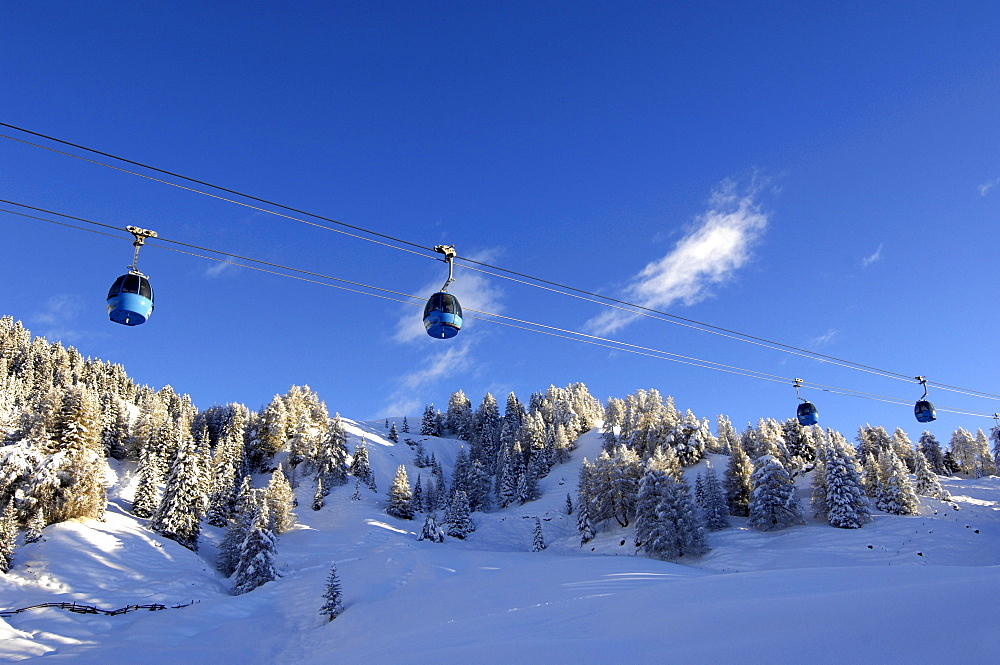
1,421,998,664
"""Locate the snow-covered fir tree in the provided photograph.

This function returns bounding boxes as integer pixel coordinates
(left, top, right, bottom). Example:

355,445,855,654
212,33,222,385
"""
24,508,45,544
565,492,573,515
699,467,730,530
913,446,950,500
446,390,473,439
876,448,920,515
232,503,279,595
531,517,546,552
350,439,376,492
417,512,445,543
0,498,16,573
642,476,708,561
634,457,672,549
822,435,871,529
973,429,996,477
132,442,162,519
388,422,399,443
748,455,803,531
217,477,257,577
577,498,596,545
319,561,344,621
264,464,297,534
312,477,325,511
150,433,204,550
862,452,881,498
445,489,475,538
386,465,414,520
724,441,754,517
420,404,438,436
918,431,946,474
351,480,361,501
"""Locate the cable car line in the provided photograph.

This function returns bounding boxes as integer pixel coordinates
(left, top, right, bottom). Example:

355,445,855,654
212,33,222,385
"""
2,204,993,420
3,124,998,401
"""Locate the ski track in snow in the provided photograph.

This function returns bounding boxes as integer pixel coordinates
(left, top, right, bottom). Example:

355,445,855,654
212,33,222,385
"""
2,421,999,663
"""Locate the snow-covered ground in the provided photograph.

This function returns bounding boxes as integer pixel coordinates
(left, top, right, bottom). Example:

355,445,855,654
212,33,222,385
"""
2,422,998,664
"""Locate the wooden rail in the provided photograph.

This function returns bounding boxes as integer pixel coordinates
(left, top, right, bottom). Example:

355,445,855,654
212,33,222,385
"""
0,599,199,618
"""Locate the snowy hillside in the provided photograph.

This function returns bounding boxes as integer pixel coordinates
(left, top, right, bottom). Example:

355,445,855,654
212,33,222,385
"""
2,418,998,664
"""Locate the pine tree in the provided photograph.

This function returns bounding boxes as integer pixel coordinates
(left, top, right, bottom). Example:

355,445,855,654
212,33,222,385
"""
0,498,17,573
401,416,409,434
264,465,297,534
217,478,257,577
824,437,871,528
531,517,546,552
388,422,399,444
319,561,344,621
913,446,950,500
862,453,881,498
312,477,325,511
577,498,596,545
132,443,162,519
420,404,438,436
386,465,415,520
748,455,803,531
351,480,361,501
151,434,204,550
918,431,946,474
232,503,279,595
642,477,708,560
350,439,376,491
24,508,45,544
973,429,996,477
565,492,573,515
876,449,920,515
412,475,424,514
417,513,444,543
700,467,730,530
444,490,475,538
634,460,672,549
724,441,754,517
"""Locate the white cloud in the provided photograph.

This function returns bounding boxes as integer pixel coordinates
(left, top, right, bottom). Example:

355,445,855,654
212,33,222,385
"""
978,178,1000,196
586,178,769,336
861,244,883,267
204,258,237,278
810,329,838,347
30,294,89,344
381,340,474,416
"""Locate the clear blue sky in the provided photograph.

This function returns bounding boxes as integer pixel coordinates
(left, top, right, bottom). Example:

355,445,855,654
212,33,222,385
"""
2,1,998,441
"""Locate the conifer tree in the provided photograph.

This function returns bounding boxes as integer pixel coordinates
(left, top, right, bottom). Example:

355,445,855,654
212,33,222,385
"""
565,492,573,515
350,439,376,491
724,441,754,517
748,455,803,531
388,422,399,444
913,447,950,500
232,503,279,595
24,508,45,544
444,490,475,538
577,497,596,544
420,405,438,436
973,429,996,477
319,561,344,621
401,416,409,434
876,449,920,515
217,478,256,577
823,437,871,528
351,480,361,501
0,498,16,573
634,459,672,549
918,431,946,474
312,478,325,511
386,465,415,520
132,443,162,519
642,477,708,560
264,465,297,534
531,517,546,552
151,434,204,550
417,512,444,543
700,467,730,530
862,453,881,498
412,475,424,514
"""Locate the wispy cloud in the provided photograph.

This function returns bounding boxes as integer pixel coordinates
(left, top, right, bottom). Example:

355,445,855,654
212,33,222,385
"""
978,177,1000,196
861,243,883,267
31,294,88,343
204,258,237,278
382,340,475,416
586,177,769,336
810,329,838,347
